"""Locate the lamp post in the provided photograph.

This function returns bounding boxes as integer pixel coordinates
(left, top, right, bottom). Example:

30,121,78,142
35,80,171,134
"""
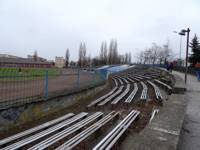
179,35,183,60
173,31,185,60
179,28,190,84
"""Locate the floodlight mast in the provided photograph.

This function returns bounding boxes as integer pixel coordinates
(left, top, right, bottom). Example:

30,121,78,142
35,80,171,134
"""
173,31,185,60
173,28,190,84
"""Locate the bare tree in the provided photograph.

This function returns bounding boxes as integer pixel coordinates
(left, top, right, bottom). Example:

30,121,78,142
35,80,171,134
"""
33,50,38,62
136,41,173,65
103,41,108,65
150,43,160,64
108,39,114,64
118,54,124,64
113,39,118,64
136,50,144,64
82,42,87,67
78,43,83,67
99,42,104,65
162,42,173,63
128,52,132,64
92,57,99,66
69,60,76,67
89,39,133,66
77,42,87,67
65,48,70,67
108,39,119,64
124,52,129,64
87,55,92,67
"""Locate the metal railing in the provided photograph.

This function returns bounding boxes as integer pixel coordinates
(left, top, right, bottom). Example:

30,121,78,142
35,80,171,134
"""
0,68,105,110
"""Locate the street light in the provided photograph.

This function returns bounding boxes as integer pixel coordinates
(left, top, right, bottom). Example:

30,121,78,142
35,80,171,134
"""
179,28,190,84
173,31,185,60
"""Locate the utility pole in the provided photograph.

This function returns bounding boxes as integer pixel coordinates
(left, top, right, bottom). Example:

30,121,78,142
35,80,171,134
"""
185,28,190,84
176,28,190,84
179,35,182,60
173,31,185,64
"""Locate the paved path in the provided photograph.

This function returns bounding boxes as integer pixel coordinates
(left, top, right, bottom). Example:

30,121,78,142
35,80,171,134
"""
173,71,200,150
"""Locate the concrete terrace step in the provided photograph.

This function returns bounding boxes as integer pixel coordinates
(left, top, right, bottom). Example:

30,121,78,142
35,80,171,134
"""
120,72,187,150
173,74,186,94
123,94,187,150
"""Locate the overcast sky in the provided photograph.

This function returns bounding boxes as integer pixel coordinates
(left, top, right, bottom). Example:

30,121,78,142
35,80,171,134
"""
0,0,200,61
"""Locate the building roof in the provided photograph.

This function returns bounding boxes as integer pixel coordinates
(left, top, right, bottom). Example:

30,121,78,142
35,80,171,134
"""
0,57,53,64
107,65,130,72
0,54,22,58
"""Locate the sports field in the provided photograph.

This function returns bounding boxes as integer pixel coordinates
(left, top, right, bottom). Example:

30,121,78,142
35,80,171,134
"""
0,67,59,76
0,68,98,105
0,68,60,81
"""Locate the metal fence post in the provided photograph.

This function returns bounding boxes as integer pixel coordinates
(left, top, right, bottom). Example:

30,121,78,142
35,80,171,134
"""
93,70,96,85
77,69,80,87
44,70,48,99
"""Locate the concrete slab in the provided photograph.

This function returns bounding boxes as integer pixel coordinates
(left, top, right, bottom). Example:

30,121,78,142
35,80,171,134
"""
173,71,200,150
122,94,187,150
120,72,187,150
173,74,186,94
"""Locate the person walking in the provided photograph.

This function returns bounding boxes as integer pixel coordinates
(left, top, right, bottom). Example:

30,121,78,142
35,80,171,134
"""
165,61,170,71
169,62,174,72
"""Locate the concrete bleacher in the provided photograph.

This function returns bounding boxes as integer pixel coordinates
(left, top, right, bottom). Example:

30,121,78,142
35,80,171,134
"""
56,111,119,150
93,110,140,150
0,65,181,150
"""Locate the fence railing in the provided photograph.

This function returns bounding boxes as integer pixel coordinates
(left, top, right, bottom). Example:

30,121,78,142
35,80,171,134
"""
152,64,200,75
0,68,105,110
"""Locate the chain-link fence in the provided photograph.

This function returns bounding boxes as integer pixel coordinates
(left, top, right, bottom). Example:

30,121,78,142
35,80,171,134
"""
0,68,105,110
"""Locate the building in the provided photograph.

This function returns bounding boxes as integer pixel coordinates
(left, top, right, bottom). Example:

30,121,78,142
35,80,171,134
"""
55,56,65,68
0,54,54,68
0,54,21,58
27,55,47,62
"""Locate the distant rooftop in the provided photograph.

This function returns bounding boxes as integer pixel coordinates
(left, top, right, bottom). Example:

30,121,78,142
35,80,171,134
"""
0,54,52,64
0,54,22,59
107,64,130,72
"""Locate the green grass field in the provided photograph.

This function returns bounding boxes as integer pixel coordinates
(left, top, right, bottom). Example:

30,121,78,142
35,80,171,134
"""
0,68,60,81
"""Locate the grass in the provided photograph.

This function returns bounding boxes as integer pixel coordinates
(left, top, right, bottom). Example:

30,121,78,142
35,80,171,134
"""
0,68,60,81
